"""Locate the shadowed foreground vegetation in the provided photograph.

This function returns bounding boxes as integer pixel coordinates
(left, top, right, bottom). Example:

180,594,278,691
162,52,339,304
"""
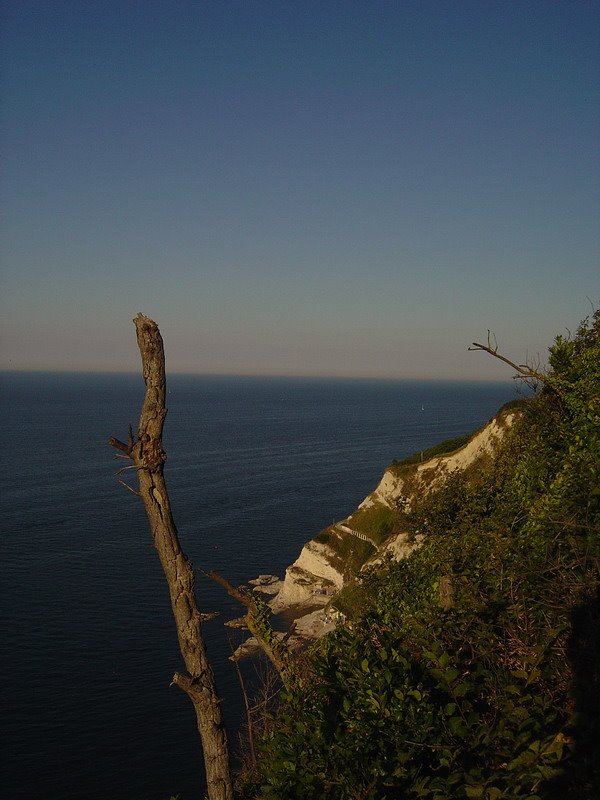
236,312,599,799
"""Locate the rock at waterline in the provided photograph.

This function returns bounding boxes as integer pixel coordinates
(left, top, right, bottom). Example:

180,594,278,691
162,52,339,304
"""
247,574,284,596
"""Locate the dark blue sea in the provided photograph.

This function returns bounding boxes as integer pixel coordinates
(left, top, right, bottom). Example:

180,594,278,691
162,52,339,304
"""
0,372,516,799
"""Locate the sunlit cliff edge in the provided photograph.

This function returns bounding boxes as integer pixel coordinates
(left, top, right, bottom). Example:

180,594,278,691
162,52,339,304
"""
270,405,520,617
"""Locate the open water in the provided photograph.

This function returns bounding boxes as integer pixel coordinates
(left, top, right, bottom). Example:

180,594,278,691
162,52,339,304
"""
0,372,516,799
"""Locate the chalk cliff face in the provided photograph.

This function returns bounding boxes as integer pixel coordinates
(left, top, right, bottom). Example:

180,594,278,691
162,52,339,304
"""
270,539,343,610
360,411,517,513
271,408,518,613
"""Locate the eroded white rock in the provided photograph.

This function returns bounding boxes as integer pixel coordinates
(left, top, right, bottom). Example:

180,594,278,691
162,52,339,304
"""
270,409,518,617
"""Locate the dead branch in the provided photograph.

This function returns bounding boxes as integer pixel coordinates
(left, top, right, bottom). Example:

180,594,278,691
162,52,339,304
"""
230,645,257,770
108,436,133,456
116,478,140,496
205,570,253,608
108,424,135,457
204,570,295,689
109,313,232,800
468,330,548,388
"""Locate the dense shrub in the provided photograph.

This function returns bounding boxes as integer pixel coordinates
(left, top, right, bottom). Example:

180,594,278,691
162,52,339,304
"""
239,313,599,799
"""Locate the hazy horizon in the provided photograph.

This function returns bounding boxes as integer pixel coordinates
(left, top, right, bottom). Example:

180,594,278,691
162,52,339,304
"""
1,1,598,379
0,364,524,384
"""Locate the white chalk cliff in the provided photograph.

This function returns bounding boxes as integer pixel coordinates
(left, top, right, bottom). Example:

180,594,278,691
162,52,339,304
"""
270,539,343,610
359,411,517,513
271,408,518,614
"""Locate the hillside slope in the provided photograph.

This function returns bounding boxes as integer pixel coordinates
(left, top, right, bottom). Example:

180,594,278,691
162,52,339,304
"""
271,405,520,612
241,312,600,800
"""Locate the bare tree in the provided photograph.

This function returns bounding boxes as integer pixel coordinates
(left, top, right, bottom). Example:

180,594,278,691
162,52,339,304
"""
109,314,232,800
469,331,548,391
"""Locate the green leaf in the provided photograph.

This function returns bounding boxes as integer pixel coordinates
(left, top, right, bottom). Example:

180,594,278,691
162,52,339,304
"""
453,682,469,697
448,716,468,738
439,652,450,667
505,684,521,695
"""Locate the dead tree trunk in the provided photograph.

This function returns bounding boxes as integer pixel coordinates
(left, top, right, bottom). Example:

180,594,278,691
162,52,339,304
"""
109,313,233,800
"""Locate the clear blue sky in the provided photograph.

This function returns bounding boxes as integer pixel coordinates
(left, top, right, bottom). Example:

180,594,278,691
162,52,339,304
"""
1,0,598,379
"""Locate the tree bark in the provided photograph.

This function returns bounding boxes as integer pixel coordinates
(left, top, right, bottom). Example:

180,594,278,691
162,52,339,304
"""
109,313,232,800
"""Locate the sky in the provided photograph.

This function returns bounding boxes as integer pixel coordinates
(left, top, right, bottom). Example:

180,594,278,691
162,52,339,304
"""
1,0,598,380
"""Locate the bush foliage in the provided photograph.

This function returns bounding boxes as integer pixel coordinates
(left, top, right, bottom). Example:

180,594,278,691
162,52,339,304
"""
239,313,600,799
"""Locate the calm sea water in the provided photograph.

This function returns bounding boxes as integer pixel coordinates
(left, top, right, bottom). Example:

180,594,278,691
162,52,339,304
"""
0,372,516,799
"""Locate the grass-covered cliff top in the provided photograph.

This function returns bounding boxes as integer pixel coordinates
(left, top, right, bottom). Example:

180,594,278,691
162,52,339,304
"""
339,401,526,552
389,399,527,473
239,312,600,800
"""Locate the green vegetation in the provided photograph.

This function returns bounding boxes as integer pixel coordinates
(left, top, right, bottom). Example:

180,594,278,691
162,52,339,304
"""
392,432,474,469
330,577,375,620
237,312,599,799
315,528,376,577
391,399,529,472
347,503,397,545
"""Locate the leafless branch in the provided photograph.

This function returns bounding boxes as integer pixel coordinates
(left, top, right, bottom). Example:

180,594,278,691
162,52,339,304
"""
117,478,140,496
204,569,295,687
468,333,548,389
108,436,133,457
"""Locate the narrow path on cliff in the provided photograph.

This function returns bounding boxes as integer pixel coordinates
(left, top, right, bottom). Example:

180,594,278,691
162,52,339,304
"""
333,523,378,547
